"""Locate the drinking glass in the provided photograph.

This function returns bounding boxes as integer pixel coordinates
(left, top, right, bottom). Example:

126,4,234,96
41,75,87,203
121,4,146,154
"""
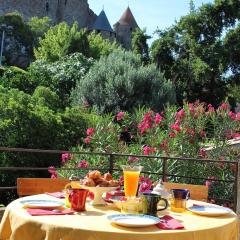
170,189,190,213
122,165,143,198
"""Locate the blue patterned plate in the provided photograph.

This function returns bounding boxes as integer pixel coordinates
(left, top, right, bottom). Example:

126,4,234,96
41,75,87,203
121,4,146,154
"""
107,214,160,227
188,205,232,216
20,199,64,209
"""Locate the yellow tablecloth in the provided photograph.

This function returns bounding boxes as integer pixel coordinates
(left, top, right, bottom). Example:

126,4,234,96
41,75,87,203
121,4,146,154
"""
0,194,238,240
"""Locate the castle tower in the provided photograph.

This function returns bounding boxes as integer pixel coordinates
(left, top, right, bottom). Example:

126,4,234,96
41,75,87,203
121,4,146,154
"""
89,10,115,40
114,6,139,49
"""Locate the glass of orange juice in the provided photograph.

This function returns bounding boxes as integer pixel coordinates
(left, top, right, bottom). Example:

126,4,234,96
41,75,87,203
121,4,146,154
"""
122,165,143,198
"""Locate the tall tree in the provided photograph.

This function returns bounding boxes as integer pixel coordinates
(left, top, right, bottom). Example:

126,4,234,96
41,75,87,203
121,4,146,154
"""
132,28,151,64
28,16,52,46
151,0,240,106
34,22,89,62
189,0,196,13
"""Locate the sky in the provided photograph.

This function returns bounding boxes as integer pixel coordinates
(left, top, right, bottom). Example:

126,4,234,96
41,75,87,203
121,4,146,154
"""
88,0,214,43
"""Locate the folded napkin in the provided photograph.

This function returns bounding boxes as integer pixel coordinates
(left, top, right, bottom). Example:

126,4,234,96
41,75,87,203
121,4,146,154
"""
46,192,65,198
27,208,75,216
156,215,184,230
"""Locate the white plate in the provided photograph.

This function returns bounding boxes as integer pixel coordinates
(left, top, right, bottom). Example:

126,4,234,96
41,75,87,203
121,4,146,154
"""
188,205,232,216
20,199,64,209
107,214,160,227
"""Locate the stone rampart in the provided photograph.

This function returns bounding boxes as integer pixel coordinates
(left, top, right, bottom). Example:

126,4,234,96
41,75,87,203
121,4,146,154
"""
0,0,96,27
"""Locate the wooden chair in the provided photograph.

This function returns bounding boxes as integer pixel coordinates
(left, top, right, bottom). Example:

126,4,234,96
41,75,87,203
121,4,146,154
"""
17,178,70,197
163,182,208,202
0,206,5,222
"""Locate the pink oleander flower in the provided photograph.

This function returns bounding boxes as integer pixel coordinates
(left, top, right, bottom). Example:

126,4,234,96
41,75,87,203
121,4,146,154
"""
200,130,206,138
48,166,58,179
228,111,236,120
199,149,207,158
188,103,195,114
85,136,91,144
207,104,215,113
116,111,125,121
230,164,237,173
86,128,95,136
217,162,225,169
186,128,195,136
236,112,240,121
138,111,154,134
77,159,89,168
175,109,185,121
143,145,156,155
160,139,168,149
139,182,151,193
155,113,163,125
193,112,199,119
119,176,124,186
169,132,176,138
205,180,211,188
128,156,140,163
171,124,181,132
219,156,225,161
233,133,240,138
219,103,229,111
225,129,233,139
61,153,71,164
139,177,152,193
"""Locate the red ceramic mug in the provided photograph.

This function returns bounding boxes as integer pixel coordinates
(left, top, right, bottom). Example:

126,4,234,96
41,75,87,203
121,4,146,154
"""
69,188,89,211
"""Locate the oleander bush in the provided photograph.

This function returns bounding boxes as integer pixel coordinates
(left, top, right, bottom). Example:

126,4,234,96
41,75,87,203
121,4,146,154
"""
55,101,240,206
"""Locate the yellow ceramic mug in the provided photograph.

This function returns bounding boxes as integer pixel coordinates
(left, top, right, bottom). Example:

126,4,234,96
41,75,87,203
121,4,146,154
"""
64,183,72,208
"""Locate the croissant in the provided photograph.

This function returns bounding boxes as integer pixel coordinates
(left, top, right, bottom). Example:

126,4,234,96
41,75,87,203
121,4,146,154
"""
97,180,109,187
88,170,101,180
103,172,112,181
108,180,119,187
82,178,96,187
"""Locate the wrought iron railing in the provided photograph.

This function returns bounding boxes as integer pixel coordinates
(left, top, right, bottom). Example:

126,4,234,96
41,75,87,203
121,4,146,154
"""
0,147,239,211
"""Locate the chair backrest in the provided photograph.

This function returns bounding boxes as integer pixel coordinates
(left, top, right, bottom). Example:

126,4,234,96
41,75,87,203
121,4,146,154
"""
17,178,70,197
163,182,208,201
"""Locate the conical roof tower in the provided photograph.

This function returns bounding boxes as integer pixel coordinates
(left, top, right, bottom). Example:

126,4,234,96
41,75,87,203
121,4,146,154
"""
115,6,139,29
89,10,114,33
114,6,139,49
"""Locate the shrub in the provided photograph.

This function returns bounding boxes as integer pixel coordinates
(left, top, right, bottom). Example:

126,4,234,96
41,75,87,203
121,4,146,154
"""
28,53,93,107
28,16,52,46
88,31,120,59
56,101,239,206
72,49,176,113
34,22,89,62
0,86,89,204
0,66,37,94
32,86,60,110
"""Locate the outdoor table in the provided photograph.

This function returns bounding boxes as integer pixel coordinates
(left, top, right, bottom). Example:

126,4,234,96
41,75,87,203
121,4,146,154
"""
0,194,238,240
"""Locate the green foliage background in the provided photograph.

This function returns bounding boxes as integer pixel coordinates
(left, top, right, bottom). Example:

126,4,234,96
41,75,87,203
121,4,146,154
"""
72,49,176,114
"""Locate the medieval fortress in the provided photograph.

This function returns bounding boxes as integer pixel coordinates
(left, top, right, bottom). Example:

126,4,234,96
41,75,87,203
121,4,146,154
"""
0,0,139,49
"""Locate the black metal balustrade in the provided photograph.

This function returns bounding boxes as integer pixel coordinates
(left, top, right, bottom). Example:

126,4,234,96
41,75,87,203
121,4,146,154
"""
0,147,239,211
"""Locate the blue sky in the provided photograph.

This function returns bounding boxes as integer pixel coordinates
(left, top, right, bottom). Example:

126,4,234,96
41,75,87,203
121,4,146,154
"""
88,0,214,42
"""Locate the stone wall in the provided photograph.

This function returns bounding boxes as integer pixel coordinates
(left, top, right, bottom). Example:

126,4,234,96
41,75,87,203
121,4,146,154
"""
0,0,96,28
114,23,133,49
